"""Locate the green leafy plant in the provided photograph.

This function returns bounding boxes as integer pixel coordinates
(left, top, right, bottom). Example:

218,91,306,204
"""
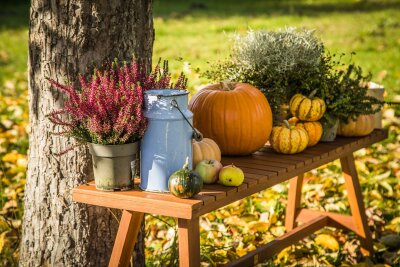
203,27,325,120
299,53,384,125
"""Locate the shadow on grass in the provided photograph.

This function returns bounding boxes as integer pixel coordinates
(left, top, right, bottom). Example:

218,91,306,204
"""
154,0,400,19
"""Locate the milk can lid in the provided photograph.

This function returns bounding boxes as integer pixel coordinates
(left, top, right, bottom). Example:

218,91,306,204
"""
145,89,189,97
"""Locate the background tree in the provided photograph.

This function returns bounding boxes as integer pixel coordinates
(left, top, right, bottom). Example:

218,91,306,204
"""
20,1,154,266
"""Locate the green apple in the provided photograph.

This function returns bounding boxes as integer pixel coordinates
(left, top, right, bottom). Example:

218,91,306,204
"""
218,164,244,186
194,159,223,184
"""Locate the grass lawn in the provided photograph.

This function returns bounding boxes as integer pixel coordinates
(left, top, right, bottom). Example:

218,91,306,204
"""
0,0,400,266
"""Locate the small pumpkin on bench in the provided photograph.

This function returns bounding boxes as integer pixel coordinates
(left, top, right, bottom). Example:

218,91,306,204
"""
337,114,375,136
193,138,221,168
289,90,326,121
168,158,203,199
288,117,323,147
270,120,309,154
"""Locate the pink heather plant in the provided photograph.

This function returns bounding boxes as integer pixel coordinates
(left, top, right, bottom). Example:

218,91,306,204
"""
48,59,187,147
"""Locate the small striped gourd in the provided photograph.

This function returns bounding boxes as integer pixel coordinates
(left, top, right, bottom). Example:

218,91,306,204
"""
289,90,326,121
168,158,203,199
270,120,309,154
288,117,323,147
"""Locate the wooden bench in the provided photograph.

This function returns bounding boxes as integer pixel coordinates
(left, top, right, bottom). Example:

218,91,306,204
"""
72,129,387,267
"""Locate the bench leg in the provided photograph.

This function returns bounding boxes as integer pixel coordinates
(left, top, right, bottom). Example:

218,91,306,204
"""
340,154,374,256
178,217,200,267
285,154,373,256
109,210,144,267
285,174,304,232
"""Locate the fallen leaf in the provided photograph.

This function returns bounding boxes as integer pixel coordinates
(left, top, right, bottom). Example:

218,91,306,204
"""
0,231,9,253
235,246,247,257
315,234,340,251
275,246,291,264
224,216,246,227
240,214,258,222
247,221,269,233
270,226,286,237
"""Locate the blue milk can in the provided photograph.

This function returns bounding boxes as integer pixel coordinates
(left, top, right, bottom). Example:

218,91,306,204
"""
140,89,202,192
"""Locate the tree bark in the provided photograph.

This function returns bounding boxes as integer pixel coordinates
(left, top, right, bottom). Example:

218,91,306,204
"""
20,1,153,266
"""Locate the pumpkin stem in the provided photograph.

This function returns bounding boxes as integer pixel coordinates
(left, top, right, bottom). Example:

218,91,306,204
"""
220,80,234,91
288,117,299,125
182,157,189,170
308,89,318,99
283,120,291,129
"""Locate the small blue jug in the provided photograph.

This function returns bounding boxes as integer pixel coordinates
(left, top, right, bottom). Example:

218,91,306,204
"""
140,89,202,192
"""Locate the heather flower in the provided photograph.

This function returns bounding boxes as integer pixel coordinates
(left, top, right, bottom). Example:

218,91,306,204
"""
48,59,188,147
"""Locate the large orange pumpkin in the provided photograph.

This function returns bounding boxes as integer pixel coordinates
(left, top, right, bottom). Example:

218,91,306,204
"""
189,82,273,155
337,115,375,136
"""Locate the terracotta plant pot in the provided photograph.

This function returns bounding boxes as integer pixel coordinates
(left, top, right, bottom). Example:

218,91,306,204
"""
320,119,339,142
88,142,138,191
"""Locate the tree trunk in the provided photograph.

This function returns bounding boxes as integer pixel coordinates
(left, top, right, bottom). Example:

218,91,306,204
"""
20,1,154,266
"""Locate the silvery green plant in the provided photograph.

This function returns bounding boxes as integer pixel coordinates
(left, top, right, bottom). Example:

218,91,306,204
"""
204,27,325,120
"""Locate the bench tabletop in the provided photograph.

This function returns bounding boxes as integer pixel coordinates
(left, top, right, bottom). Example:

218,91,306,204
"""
72,129,387,219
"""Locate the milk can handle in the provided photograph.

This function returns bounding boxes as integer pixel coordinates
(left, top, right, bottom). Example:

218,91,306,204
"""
171,99,203,141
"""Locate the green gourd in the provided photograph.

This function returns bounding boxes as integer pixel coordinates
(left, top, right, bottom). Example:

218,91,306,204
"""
168,158,203,198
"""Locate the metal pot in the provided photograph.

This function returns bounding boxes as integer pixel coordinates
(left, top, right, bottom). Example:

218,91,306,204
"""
320,119,339,142
88,142,138,191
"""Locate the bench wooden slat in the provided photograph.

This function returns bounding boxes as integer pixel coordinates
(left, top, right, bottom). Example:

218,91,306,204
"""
223,156,296,171
239,167,277,179
256,148,315,165
243,173,269,182
222,160,288,175
199,184,234,200
237,157,297,171
250,154,305,168
242,177,259,188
